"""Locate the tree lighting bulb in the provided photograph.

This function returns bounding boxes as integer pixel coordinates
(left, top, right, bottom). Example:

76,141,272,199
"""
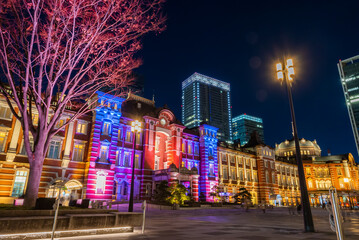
276,63,282,71
287,59,294,67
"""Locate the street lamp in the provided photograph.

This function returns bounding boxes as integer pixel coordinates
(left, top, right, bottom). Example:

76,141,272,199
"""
128,120,141,212
276,58,315,232
343,177,352,209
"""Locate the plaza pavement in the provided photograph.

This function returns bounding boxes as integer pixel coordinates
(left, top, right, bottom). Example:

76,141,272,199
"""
46,203,359,240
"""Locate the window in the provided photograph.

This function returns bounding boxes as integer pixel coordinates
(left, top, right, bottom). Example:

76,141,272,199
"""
11,170,28,197
99,145,109,163
246,159,250,166
272,172,276,184
154,156,159,170
102,122,111,136
76,122,87,134
231,168,236,180
96,171,107,194
118,128,122,141
222,166,228,180
0,131,7,152
32,114,39,126
265,170,269,183
208,147,214,157
246,170,251,181
126,131,132,142
55,119,66,129
194,144,199,155
135,154,140,169
123,152,130,167
136,132,141,145
21,137,34,155
72,143,85,161
208,162,214,175
252,159,256,167
188,143,192,154
230,155,235,164
277,175,281,185
164,161,167,169
0,106,12,119
264,160,268,168
182,142,185,153
47,140,61,159
308,179,313,188
270,162,274,169
239,169,244,181
337,168,342,176
155,138,160,151
253,171,258,182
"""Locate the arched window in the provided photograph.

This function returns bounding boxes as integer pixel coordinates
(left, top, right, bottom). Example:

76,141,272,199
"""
208,147,214,157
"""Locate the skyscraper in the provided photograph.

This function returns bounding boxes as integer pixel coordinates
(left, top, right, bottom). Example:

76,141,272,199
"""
182,72,232,142
338,55,359,155
232,114,264,146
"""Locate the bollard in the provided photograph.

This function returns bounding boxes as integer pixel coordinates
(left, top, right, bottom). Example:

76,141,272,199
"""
328,187,344,240
51,186,61,240
142,200,146,234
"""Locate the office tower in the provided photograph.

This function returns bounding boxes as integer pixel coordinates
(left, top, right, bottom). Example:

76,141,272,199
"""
232,114,264,146
338,55,359,155
182,72,232,142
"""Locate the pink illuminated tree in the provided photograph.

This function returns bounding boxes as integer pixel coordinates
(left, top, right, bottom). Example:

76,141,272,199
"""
0,0,165,207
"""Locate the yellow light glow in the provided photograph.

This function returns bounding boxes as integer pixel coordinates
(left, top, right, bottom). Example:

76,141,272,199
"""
276,63,282,71
286,59,294,67
277,71,284,80
344,178,349,183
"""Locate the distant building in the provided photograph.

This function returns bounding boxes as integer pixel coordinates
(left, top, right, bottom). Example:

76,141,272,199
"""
182,72,232,142
338,56,359,155
232,114,264,146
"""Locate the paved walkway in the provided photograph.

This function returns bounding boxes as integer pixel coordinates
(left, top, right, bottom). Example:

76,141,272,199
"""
49,204,359,240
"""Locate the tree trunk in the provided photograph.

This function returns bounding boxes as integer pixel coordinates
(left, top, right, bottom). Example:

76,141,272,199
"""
24,152,45,208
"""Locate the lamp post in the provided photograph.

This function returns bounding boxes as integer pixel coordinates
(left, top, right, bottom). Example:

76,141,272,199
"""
344,177,352,209
276,59,315,232
128,120,141,212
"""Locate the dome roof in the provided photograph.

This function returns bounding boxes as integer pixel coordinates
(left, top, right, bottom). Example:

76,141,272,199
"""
276,138,321,152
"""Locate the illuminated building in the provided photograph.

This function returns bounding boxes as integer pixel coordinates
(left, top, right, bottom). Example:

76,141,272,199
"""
232,114,264,146
0,91,358,207
0,97,91,204
276,138,359,207
338,55,359,156
182,72,233,142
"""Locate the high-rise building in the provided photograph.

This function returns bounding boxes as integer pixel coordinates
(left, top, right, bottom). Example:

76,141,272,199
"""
182,72,232,142
232,114,264,146
338,55,359,155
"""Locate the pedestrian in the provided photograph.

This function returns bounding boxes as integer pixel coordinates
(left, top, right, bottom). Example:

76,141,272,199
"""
262,204,266,213
297,204,302,215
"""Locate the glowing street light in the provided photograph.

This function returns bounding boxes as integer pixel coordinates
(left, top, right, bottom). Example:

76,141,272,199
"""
275,58,315,232
129,120,141,212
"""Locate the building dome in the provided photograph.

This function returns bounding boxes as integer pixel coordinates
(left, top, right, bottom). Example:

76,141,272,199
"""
275,138,321,157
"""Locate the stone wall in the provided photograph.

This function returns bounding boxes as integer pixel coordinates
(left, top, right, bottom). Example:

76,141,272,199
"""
0,212,142,234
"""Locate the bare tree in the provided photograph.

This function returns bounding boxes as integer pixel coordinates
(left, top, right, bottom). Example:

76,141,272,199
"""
0,0,165,207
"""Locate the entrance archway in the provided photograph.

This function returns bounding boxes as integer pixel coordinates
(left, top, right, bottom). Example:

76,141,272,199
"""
46,179,83,206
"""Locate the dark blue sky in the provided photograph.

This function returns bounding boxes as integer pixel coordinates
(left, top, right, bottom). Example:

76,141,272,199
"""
137,0,359,158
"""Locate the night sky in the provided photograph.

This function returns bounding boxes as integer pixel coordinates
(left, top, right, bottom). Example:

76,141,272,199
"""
137,0,359,159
